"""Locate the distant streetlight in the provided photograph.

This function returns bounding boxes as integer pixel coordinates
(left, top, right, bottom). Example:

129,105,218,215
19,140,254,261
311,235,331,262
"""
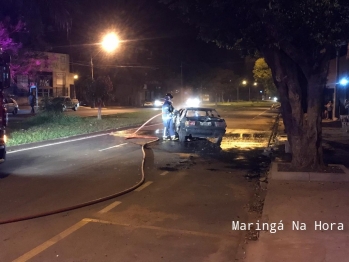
91,32,120,80
242,80,247,85
254,82,257,86
72,74,79,99
339,77,349,86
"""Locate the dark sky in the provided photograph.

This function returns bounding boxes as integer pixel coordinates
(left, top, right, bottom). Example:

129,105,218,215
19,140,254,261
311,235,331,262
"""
48,0,251,80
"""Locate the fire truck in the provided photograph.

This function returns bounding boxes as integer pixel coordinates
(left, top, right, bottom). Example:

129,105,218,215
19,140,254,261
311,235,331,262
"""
0,50,10,163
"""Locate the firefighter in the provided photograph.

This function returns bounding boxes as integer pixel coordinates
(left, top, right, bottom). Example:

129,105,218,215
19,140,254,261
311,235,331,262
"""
162,93,178,140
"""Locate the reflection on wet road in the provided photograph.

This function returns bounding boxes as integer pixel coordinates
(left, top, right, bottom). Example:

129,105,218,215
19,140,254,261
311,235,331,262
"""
112,127,272,172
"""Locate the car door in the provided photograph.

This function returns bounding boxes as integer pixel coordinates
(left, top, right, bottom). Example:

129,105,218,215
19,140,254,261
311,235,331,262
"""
4,98,13,113
66,97,72,108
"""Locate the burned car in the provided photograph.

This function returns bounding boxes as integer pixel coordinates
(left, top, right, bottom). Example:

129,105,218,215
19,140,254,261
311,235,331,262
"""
174,107,226,144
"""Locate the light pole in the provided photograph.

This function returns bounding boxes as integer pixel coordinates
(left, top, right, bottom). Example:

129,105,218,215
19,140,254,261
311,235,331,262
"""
91,32,120,80
73,74,78,99
242,80,247,101
252,82,257,101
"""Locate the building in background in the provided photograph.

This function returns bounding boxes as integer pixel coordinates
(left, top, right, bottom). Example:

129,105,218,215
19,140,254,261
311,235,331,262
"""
14,52,76,105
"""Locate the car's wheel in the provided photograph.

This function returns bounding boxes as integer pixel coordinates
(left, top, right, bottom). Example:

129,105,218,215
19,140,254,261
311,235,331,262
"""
12,108,18,115
73,105,77,111
213,136,223,145
61,105,66,112
178,128,187,142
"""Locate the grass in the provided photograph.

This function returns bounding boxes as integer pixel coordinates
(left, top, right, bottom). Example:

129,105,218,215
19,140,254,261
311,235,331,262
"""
6,110,161,146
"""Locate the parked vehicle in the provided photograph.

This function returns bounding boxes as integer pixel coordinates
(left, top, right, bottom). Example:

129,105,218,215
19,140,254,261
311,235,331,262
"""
143,99,164,107
51,96,79,111
143,101,154,107
3,97,19,115
173,107,227,144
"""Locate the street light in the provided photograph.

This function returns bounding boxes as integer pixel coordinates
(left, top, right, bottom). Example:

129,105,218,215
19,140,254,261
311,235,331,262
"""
339,77,349,86
338,77,349,116
238,80,247,101
91,32,120,80
101,33,120,53
73,74,79,98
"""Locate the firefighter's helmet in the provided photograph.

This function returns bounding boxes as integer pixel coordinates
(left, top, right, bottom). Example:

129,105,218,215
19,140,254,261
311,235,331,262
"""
164,93,173,100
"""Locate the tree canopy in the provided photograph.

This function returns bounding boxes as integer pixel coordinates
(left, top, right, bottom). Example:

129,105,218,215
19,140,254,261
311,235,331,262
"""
253,58,277,97
160,0,349,170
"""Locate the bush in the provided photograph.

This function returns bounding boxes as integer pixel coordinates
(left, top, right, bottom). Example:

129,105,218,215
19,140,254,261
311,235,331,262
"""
39,97,64,113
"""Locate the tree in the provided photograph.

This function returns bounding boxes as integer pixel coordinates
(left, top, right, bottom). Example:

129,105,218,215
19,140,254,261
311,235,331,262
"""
86,76,113,119
160,0,349,171
253,58,277,97
0,0,78,49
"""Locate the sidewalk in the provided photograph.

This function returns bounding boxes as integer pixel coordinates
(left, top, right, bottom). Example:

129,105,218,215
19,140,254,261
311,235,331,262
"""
244,120,349,262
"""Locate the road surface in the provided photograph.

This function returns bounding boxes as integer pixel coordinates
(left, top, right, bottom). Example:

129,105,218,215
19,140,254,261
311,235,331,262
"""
0,106,277,262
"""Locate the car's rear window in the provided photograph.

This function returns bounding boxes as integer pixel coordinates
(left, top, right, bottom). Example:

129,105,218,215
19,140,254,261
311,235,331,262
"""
186,109,219,118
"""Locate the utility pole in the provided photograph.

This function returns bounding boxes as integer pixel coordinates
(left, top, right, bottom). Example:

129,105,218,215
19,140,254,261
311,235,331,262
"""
180,62,183,103
334,48,339,119
91,56,94,80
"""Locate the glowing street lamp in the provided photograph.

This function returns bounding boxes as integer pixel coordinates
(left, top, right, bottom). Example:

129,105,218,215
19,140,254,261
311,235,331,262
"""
101,33,120,53
91,32,120,79
73,74,79,80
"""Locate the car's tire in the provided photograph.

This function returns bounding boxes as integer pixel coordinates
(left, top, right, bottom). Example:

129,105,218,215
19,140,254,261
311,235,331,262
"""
12,108,18,115
178,128,187,142
73,105,77,111
62,105,66,112
213,136,223,145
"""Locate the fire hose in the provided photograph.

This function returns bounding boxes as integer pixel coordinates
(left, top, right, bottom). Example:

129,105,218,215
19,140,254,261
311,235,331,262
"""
0,113,162,225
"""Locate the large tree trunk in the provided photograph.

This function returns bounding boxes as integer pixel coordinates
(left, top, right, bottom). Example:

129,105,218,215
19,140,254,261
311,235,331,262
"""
264,47,328,171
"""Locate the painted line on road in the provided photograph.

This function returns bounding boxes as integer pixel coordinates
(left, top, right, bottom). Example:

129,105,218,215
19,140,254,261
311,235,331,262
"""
134,181,153,191
98,201,122,214
252,109,270,119
12,220,89,262
98,143,127,152
160,171,169,176
84,218,237,240
124,123,162,131
7,133,108,154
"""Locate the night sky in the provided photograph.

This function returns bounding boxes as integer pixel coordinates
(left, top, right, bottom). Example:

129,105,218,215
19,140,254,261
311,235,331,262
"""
48,0,251,80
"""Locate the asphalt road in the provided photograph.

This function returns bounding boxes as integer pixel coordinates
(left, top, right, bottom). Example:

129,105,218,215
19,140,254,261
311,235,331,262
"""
0,106,277,262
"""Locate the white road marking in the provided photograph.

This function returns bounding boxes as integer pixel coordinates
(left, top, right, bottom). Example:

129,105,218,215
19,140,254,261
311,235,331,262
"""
134,181,153,191
7,122,161,154
128,123,162,129
252,109,270,119
12,220,89,262
98,201,122,214
84,218,237,239
7,133,108,154
98,143,127,152
160,171,169,176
